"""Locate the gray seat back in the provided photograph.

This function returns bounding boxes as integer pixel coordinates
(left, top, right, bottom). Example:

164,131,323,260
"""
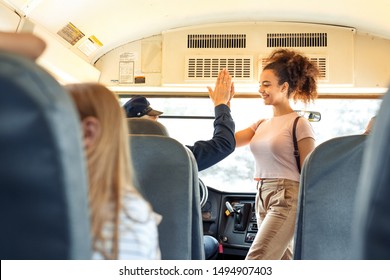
294,134,367,259
0,53,91,259
185,148,204,260
127,118,169,136
129,135,204,259
353,89,390,259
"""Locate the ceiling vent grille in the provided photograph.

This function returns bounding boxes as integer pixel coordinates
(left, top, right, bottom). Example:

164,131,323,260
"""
267,33,327,48
162,23,354,85
309,57,327,80
187,34,246,48
260,56,328,80
186,56,252,80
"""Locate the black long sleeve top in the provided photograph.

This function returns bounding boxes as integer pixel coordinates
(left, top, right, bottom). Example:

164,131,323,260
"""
186,104,236,171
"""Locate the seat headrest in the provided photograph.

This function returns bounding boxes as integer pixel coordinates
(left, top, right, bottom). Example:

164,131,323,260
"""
127,118,169,136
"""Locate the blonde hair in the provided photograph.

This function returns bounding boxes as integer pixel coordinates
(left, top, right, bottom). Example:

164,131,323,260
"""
65,82,139,259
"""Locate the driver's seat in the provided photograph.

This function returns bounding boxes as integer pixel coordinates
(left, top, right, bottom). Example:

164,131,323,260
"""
127,118,169,136
129,134,204,259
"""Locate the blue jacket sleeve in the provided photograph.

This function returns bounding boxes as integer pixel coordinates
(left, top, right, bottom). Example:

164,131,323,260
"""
186,104,236,171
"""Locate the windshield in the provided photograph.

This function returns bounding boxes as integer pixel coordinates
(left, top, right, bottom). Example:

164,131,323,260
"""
120,96,382,192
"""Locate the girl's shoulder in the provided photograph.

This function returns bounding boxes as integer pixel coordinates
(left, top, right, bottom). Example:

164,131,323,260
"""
250,118,267,131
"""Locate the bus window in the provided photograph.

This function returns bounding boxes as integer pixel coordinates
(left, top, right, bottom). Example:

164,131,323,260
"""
120,97,381,192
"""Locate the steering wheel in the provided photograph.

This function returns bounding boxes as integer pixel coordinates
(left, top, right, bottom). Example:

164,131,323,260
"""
199,178,208,208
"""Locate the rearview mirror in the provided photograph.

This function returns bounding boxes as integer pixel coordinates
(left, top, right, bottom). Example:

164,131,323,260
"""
294,110,321,122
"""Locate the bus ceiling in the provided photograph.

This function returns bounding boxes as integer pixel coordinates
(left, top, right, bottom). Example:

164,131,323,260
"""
1,0,389,96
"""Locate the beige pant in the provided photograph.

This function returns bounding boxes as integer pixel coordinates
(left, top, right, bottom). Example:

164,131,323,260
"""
246,178,299,260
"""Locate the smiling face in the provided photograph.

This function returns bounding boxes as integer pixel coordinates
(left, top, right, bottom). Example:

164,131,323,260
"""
258,69,289,106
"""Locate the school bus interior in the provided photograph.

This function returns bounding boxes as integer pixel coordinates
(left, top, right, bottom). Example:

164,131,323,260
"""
1,0,390,260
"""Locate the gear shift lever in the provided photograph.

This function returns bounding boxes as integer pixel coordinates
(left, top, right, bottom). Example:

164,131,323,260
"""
225,201,250,231
225,201,236,214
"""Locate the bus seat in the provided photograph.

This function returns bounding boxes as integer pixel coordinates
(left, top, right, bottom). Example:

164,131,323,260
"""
294,134,367,259
185,148,205,259
129,134,205,260
127,118,169,136
0,53,91,259
352,88,390,259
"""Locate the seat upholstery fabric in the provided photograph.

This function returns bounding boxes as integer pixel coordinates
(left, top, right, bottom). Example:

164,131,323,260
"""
294,134,367,259
185,148,204,259
0,53,91,259
352,88,390,259
127,118,169,136
129,134,204,260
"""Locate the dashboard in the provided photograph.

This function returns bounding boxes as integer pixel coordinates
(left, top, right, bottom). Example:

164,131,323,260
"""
201,186,257,259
